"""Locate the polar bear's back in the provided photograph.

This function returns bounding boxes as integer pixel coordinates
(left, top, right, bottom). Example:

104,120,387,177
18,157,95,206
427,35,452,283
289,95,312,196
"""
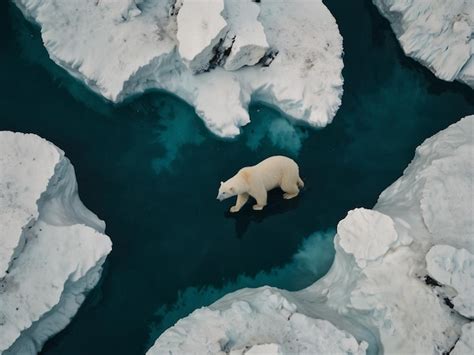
250,156,300,189
254,155,298,171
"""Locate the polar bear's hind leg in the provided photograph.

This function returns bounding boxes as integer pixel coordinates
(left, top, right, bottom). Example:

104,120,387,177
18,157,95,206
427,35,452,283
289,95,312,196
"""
283,189,299,200
281,172,300,200
297,176,304,188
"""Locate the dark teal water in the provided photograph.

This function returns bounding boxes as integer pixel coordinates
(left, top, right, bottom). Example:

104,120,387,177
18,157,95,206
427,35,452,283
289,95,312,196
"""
0,0,472,354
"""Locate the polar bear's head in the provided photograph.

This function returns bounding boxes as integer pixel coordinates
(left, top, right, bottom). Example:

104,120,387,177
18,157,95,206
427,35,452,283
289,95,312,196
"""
217,181,237,201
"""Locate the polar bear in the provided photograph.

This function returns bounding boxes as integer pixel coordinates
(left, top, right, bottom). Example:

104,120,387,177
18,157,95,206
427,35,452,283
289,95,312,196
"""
217,155,304,212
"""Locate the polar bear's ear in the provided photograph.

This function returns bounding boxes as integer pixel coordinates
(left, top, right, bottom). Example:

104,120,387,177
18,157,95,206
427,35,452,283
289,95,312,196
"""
220,181,224,185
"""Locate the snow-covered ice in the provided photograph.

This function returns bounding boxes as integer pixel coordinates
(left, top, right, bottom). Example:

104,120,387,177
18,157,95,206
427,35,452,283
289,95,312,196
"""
0,132,112,354
148,115,474,354
148,287,368,355
337,209,398,268
240,343,283,355
372,0,474,88
177,0,228,73
426,245,474,319
452,323,474,355
13,0,344,138
222,0,269,71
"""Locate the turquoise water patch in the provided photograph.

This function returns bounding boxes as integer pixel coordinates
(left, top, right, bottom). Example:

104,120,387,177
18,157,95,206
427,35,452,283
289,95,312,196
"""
148,230,336,348
245,110,309,156
148,97,206,175
0,0,472,354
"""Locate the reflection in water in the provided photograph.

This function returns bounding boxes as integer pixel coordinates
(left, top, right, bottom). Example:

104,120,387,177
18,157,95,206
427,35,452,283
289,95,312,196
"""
225,188,303,239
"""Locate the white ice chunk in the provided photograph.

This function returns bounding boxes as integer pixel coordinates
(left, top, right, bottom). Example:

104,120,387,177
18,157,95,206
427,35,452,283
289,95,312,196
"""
239,344,283,355
451,323,474,355
0,132,112,354
426,245,474,318
372,0,474,87
223,0,269,71
177,0,228,73
13,0,343,138
337,208,398,268
96,0,143,22
0,133,59,279
148,287,368,355
421,149,474,252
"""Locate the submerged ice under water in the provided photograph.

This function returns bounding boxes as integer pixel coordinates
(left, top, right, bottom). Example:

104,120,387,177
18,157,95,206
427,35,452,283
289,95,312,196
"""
0,0,473,354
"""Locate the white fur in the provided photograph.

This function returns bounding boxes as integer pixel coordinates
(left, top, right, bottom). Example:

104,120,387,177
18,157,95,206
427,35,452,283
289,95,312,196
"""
217,156,304,212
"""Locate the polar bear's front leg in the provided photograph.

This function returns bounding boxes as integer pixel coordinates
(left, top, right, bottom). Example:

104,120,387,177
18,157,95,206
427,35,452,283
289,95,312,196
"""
230,193,249,213
250,186,267,211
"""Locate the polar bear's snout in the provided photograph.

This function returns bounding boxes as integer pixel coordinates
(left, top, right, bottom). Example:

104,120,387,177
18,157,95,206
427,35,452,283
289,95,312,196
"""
217,181,236,201
217,181,227,201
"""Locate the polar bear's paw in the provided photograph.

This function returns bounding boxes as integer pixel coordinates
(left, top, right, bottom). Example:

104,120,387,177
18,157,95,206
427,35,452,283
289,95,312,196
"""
230,206,240,213
253,204,265,211
283,192,299,200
